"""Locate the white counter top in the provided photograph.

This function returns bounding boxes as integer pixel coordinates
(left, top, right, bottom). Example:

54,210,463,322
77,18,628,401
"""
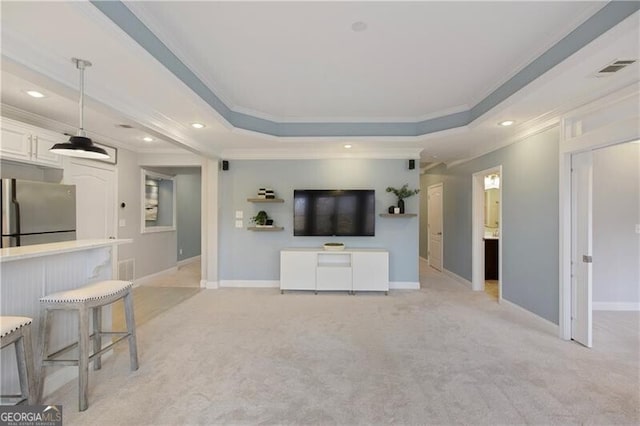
0,239,132,262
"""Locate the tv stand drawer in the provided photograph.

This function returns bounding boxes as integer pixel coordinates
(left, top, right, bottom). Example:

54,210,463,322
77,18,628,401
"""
316,265,352,291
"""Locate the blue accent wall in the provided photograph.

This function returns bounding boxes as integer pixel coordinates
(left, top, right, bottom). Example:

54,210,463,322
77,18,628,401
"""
219,159,420,283
423,127,560,323
176,171,202,261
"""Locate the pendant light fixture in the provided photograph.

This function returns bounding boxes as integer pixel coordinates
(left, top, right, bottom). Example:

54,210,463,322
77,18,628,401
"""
49,58,109,159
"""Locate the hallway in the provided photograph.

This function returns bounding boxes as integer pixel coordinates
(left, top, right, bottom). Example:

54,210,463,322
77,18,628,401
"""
113,260,201,328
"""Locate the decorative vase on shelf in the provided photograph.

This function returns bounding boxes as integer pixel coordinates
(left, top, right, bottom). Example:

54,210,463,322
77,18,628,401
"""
398,199,405,214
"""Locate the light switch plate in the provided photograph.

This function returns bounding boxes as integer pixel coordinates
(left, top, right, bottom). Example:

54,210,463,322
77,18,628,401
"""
235,220,243,228
235,210,243,219
636,224,640,234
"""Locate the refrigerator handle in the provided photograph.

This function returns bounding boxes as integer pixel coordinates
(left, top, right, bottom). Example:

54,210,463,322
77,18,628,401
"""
11,179,21,246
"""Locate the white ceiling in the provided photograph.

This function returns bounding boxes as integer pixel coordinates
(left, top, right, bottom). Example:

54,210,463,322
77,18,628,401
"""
1,1,638,165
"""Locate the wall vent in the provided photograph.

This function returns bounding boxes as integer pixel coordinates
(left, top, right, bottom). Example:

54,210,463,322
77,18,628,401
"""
595,59,636,76
118,258,135,282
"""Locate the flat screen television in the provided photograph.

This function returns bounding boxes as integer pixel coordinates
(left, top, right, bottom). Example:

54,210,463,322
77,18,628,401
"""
294,189,375,236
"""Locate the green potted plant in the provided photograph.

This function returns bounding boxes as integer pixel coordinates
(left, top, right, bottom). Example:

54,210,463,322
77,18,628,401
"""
386,184,420,214
250,210,269,226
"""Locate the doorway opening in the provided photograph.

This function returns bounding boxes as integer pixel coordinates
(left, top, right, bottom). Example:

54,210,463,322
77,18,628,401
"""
568,141,639,348
427,183,443,272
472,166,502,300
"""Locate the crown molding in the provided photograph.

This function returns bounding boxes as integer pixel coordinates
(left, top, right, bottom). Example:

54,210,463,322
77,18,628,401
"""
93,1,639,138
221,147,422,161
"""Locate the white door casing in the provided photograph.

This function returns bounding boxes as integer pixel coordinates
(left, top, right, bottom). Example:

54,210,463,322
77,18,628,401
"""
427,183,443,271
472,166,502,294
571,151,593,348
558,84,639,341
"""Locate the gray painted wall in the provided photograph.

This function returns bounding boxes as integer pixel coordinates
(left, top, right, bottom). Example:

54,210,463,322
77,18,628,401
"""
219,159,420,283
423,127,560,323
593,142,639,305
117,149,177,278
176,171,202,261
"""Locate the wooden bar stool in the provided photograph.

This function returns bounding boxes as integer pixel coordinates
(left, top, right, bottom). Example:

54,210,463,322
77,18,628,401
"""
1,316,38,405
38,280,139,411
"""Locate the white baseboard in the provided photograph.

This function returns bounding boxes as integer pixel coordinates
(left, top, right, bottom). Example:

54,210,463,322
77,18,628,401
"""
133,266,177,287
178,255,201,267
443,268,472,289
593,302,640,311
203,280,218,289
500,298,559,335
219,280,280,288
389,281,420,290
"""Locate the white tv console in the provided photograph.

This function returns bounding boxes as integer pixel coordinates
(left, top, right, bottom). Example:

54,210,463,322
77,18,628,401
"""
280,248,389,294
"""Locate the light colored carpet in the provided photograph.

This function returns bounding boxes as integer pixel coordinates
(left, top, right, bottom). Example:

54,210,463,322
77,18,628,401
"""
46,267,639,425
112,286,201,329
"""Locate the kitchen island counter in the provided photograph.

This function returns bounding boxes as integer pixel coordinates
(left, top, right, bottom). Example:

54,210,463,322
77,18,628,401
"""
0,238,131,262
0,238,131,398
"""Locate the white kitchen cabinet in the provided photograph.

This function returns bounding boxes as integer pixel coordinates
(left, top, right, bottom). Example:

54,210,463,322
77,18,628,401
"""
280,248,388,294
0,118,63,168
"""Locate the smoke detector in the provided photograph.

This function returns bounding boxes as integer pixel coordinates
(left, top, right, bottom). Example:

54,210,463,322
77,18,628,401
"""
595,59,636,77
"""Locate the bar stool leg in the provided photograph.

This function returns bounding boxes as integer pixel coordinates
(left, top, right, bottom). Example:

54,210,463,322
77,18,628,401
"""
38,307,51,403
78,306,90,412
123,290,139,371
13,326,37,405
92,306,102,371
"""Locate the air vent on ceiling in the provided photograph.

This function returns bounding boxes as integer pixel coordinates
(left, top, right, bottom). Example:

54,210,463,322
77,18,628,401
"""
595,59,636,76
116,123,135,129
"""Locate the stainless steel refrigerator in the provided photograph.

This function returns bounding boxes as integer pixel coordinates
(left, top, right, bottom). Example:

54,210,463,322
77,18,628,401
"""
1,179,76,248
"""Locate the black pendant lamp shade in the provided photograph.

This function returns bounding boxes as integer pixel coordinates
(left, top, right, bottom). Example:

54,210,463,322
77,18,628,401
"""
50,136,108,159
49,58,109,160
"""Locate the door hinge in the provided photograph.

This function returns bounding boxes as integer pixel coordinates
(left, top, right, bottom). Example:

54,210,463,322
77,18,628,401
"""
582,255,593,263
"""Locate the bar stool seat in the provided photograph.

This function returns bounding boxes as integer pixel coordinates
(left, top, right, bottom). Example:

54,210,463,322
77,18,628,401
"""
39,280,138,411
1,316,38,405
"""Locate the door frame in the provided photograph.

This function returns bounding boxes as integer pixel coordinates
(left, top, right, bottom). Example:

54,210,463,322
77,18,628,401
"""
472,165,502,297
558,84,639,341
427,182,443,271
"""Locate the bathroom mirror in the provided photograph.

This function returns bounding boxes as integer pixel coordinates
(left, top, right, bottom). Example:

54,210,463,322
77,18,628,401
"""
484,189,500,228
141,169,176,233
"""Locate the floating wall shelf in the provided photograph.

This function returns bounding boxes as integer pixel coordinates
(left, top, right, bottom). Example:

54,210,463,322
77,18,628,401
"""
379,214,417,217
247,198,284,203
247,226,284,231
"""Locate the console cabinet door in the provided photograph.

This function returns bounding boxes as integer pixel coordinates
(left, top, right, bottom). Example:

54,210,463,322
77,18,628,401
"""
352,251,389,292
280,251,316,290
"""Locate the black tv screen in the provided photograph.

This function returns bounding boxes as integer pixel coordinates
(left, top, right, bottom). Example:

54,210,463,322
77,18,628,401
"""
294,189,375,236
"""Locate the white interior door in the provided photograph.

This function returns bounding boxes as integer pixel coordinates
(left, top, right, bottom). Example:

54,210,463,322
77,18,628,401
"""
428,183,443,271
571,151,593,348
64,160,116,240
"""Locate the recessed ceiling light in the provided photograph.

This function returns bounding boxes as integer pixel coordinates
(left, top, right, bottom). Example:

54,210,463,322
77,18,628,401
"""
191,122,205,129
351,21,367,32
26,90,45,98
143,136,153,142
344,144,352,149
499,120,515,127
